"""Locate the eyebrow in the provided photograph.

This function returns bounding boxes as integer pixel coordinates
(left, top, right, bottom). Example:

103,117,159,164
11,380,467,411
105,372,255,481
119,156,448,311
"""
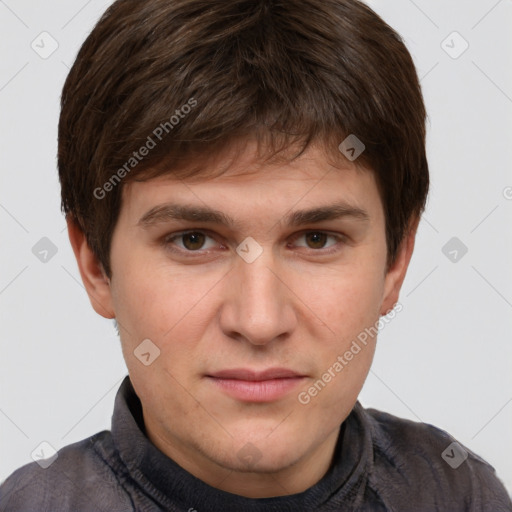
137,201,370,229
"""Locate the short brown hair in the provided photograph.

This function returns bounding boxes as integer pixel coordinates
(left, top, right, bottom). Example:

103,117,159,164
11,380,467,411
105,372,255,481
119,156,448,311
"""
59,0,429,278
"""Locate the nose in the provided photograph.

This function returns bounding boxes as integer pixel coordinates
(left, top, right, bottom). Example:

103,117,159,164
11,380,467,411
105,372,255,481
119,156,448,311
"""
218,249,297,346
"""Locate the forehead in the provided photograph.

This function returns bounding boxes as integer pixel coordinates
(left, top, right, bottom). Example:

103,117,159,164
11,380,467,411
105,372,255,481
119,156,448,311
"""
120,140,382,226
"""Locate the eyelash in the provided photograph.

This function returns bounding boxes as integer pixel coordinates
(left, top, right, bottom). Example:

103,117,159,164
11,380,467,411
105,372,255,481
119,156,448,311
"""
161,230,346,257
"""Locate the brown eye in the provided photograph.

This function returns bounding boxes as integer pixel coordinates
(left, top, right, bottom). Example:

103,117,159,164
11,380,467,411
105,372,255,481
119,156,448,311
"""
291,231,343,254
163,230,219,254
305,232,328,249
181,232,206,250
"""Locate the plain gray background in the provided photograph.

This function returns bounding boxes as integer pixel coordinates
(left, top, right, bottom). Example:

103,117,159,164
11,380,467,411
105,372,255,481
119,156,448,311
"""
1,0,511,495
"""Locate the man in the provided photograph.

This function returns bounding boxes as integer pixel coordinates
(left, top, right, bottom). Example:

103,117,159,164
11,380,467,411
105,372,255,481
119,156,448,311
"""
1,0,511,510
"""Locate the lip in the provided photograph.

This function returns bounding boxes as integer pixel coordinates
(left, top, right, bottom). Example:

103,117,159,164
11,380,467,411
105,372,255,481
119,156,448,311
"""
206,368,306,402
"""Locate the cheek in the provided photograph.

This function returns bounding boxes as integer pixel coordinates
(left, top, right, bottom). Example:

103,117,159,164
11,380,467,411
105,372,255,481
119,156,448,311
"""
309,264,385,341
110,256,221,353
302,274,382,415
297,265,384,406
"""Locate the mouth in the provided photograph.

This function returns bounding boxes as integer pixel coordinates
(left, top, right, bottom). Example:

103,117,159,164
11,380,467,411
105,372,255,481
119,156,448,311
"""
205,368,307,403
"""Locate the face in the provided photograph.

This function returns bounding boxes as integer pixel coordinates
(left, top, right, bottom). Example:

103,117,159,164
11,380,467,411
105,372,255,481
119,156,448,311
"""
71,141,414,497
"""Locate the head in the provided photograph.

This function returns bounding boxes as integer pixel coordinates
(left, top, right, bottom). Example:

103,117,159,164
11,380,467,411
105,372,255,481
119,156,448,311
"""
61,0,428,497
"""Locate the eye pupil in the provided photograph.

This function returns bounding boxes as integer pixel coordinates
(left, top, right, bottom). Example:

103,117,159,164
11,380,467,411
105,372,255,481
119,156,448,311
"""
306,232,327,249
183,232,205,250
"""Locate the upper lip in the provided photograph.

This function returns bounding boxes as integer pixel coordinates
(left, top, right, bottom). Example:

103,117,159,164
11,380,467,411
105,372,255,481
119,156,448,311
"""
207,368,305,381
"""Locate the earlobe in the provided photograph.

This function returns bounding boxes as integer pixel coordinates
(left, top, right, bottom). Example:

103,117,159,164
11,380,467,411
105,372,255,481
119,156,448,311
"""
380,217,419,316
66,217,115,319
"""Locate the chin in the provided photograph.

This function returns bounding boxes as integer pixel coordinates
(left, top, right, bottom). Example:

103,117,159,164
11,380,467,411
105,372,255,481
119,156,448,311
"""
217,447,300,475
224,431,303,472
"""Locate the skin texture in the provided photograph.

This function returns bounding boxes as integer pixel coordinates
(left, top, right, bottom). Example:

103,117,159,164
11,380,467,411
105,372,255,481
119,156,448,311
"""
68,141,417,498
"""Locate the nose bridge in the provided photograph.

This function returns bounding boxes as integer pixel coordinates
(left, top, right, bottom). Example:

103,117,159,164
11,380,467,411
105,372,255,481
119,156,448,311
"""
220,245,295,345
239,255,279,311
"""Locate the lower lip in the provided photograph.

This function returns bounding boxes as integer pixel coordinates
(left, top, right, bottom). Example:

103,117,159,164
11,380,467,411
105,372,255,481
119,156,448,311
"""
207,377,305,402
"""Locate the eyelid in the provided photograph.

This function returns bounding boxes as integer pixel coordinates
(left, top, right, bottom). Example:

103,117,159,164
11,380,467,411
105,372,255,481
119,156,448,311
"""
289,229,345,242
288,230,346,254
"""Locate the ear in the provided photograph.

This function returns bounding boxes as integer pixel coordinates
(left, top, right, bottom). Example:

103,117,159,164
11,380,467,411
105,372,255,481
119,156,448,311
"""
67,217,115,319
380,216,419,315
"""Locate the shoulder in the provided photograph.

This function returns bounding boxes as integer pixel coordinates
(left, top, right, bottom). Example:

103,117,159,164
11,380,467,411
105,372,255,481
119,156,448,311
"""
0,431,133,512
359,405,512,511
